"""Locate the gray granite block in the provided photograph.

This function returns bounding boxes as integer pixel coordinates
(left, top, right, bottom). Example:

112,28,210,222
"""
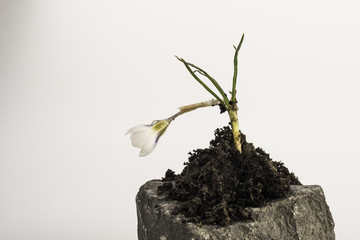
136,180,335,240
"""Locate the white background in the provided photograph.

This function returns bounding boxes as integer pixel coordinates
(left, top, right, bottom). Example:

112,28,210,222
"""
0,0,359,239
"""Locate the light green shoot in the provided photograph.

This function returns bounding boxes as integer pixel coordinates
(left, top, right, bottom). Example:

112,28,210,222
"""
176,34,245,153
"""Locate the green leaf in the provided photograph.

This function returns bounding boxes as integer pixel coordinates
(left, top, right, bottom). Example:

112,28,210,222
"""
231,33,245,103
176,56,230,111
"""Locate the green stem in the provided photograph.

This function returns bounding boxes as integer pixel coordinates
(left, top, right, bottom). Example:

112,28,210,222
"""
185,62,230,109
176,56,230,111
228,109,242,153
176,34,245,155
231,33,245,103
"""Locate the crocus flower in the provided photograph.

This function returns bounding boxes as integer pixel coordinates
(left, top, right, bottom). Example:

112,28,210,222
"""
126,119,171,157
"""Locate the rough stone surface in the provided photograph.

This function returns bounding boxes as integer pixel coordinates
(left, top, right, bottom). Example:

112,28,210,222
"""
136,180,335,240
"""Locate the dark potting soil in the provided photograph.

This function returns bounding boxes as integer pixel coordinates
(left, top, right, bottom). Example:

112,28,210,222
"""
158,126,301,226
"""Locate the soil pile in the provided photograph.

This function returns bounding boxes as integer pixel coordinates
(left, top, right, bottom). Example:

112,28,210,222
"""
158,126,301,226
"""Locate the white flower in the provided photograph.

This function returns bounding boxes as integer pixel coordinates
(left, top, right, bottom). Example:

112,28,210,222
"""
126,119,171,157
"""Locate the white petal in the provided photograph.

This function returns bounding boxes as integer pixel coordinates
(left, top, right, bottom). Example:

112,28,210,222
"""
126,125,148,135
130,128,153,148
126,120,171,157
139,131,158,157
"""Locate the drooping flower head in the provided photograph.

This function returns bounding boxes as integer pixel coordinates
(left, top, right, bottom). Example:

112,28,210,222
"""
126,119,171,157
126,32,245,157
126,100,223,157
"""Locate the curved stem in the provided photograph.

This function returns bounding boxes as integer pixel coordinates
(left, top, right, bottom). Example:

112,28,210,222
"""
169,99,221,121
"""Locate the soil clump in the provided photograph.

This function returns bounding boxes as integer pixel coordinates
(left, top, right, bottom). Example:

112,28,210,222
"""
158,126,301,226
